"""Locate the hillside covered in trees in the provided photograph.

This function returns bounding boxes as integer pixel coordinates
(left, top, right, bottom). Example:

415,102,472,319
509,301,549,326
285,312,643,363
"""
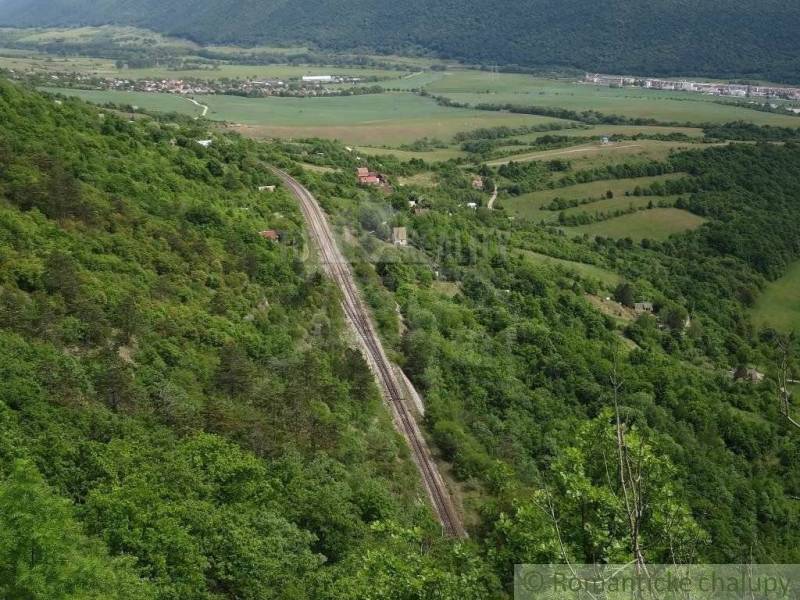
0,80,499,598
1,0,800,81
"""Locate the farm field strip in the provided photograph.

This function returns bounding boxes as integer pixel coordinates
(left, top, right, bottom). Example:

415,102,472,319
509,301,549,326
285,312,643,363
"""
563,207,706,240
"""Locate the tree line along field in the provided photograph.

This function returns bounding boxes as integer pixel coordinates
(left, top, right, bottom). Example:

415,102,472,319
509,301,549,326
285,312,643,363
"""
501,173,687,218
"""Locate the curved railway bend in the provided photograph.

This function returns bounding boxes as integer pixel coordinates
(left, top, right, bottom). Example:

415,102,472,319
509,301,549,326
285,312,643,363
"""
272,167,466,538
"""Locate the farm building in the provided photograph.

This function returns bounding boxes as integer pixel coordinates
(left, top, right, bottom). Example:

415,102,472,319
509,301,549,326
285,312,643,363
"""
392,227,408,246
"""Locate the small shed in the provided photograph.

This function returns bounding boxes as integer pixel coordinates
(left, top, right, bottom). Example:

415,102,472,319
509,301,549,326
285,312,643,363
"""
392,227,408,246
634,302,654,314
472,177,484,190
734,367,765,383
259,229,280,241
258,185,276,193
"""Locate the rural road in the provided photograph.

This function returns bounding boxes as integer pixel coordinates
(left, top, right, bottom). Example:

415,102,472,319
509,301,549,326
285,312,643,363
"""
487,185,498,209
186,96,209,118
272,167,466,538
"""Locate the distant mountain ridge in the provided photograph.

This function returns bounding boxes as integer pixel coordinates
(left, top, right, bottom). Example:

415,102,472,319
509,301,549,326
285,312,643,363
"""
1,0,799,81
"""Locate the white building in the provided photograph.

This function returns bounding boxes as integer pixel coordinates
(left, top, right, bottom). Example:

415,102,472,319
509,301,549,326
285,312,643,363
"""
302,75,334,83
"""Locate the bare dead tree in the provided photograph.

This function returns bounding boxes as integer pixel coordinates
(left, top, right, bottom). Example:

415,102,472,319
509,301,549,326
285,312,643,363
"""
610,355,649,575
775,333,800,430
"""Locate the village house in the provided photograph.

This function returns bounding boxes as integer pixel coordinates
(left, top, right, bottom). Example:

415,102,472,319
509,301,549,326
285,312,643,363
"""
634,302,654,314
196,139,213,148
356,167,382,186
472,177,484,190
392,227,408,246
258,185,276,192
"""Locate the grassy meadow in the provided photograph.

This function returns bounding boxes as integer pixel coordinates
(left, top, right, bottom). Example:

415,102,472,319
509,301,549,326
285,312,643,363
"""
564,208,707,240
751,260,800,332
519,250,621,287
487,139,711,169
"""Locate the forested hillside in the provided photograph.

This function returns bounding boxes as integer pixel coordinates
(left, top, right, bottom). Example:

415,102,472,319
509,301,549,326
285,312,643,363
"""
1,0,799,81
3,75,800,599
0,80,497,598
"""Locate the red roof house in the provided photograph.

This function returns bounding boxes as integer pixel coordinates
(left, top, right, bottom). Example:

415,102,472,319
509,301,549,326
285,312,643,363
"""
357,167,382,185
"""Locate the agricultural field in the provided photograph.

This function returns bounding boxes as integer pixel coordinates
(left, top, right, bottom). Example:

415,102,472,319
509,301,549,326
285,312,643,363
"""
42,87,568,144
487,139,711,168
500,173,686,219
0,25,199,51
3,51,408,81
751,260,800,332
563,207,707,240
0,51,118,74
422,72,800,126
519,250,621,287
357,145,466,162
207,94,569,145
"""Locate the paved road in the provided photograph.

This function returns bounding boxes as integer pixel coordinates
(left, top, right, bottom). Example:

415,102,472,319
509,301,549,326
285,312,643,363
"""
273,167,466,538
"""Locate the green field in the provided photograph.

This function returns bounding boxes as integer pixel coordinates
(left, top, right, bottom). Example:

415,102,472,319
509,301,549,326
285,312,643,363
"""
210,94,569,144
520,250,621,286
751,260,800,332
487,139,710,169
502,174,686,219
564,208,706,240
422,72,800,126
510,124,705,142
356,145,466,162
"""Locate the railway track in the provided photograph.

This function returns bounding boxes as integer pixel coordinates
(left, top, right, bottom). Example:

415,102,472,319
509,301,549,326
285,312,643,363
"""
272,167,466,538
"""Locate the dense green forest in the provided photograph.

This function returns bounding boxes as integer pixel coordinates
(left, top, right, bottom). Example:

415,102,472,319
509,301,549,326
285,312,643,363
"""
0,80,499,598
3,77,800,599
1,0,800,81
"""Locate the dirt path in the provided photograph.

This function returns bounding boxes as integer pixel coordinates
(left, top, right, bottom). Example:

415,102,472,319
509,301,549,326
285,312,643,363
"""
273,167,466,538
185,96,209,118
487,185,498,209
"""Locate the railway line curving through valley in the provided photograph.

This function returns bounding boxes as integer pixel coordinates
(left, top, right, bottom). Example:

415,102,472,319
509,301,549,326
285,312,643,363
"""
272,167,466,538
